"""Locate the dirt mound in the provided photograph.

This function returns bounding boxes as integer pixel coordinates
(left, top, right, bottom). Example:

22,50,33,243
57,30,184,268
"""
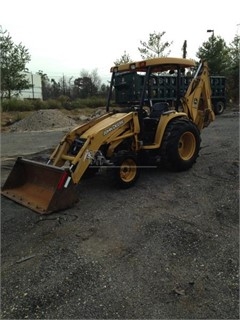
9,109,77,132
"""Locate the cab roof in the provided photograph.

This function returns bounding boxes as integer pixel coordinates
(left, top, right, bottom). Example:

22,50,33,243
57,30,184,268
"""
110,57,196,73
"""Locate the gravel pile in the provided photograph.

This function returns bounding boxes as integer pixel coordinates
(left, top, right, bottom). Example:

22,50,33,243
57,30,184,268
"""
9,109,78,132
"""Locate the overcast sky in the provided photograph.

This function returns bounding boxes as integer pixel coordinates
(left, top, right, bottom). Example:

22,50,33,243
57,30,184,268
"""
1,0,239,82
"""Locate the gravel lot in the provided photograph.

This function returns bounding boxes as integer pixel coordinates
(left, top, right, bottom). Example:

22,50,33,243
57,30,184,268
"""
1,109,239,319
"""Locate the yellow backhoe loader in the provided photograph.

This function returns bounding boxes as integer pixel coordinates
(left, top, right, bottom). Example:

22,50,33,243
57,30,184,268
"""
1,58,215,214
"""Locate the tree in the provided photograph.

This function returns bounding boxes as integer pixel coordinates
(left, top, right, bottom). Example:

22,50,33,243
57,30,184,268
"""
74,76,96,98
58,75,73,97
73,69,101,98
138,31,173,59
37,70,52,100
196,35,230,75
114,51,133,65
90,69,101,93
99,83,109,98
50,79,61,99
226,34,240,103
0,27,31,99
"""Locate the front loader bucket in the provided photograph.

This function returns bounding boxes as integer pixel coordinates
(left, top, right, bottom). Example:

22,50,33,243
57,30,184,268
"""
1,157,79,214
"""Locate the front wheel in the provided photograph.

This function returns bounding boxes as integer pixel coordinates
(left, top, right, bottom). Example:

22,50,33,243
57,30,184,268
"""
111,151,140,188
161,118,201,171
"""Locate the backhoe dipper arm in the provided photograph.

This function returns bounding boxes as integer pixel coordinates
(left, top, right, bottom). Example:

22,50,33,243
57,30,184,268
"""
181,60,215,131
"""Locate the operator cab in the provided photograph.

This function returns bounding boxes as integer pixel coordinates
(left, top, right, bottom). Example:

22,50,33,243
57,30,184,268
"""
107,57,196,144
142,102,169,144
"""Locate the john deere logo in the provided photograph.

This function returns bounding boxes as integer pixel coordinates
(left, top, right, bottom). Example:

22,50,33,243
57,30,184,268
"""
103,120,124,136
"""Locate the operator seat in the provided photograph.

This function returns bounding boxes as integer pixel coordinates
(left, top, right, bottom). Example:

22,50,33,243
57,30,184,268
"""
149,102,169,118
143,102,169,143
144,102,169,128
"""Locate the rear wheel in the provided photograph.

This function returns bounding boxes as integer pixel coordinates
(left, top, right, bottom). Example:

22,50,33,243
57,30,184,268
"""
214,101,225,115
161,118,201,171
111,151,140,188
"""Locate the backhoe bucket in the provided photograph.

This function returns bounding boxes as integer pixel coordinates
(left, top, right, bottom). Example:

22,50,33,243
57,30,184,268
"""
1,157,79,214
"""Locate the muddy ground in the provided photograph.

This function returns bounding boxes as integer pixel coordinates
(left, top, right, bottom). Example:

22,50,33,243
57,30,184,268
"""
1,110,239,319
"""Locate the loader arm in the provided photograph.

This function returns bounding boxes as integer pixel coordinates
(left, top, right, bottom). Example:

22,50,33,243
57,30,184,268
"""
181,60,215,131
48,112,141,184
1,112,140,214
48,112,114,167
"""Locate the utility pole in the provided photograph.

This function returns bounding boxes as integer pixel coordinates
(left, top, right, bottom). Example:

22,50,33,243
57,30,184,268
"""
31,73,34,99
182,40,187,58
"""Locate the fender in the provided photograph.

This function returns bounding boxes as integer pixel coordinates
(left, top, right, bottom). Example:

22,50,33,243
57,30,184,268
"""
142,111,187,150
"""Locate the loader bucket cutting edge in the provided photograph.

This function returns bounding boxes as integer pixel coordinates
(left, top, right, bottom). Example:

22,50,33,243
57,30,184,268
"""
1,157,79,214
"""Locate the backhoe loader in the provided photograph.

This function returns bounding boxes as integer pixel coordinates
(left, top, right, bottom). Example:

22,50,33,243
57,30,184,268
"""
1,58,215,214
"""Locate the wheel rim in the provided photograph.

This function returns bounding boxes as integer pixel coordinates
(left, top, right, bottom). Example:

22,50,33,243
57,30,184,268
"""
120,159,137,182
178,132,196,160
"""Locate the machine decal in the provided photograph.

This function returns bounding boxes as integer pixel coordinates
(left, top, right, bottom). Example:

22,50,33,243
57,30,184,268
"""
103,120,125,136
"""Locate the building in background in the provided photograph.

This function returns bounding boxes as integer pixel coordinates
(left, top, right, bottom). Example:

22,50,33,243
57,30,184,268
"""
18,72,43,100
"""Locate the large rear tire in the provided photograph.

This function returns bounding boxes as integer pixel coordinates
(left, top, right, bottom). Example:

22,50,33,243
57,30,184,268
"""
111,151,140,188
161,118,201,171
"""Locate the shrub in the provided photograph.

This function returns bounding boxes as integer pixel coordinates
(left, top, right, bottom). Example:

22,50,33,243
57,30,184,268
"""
31,99,47,110
2,99,34,111
44,99,62,109
1,96,108,112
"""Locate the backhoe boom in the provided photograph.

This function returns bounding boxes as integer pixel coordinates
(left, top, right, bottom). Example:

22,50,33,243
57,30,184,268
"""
181,60,215,130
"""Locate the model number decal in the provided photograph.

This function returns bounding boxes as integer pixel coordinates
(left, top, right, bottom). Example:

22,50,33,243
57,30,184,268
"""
103,120,124,136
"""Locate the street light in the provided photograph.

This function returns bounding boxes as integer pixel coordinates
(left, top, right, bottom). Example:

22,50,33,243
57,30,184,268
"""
207,29,214,48
207,29,214,37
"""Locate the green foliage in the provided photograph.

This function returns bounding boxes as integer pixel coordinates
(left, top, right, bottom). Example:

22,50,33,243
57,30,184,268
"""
114,51,133,65
31,99,47,110
196,36,230,75
71,97,106,109
138,31,173,59
1,99,46,111
1,28,238,107
45,99,62,109
0,28,31,99
74,76,95,98
226,34,240,102
73,69,101,99
1,96,107,112
197,33,239,103
55,95,72,109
